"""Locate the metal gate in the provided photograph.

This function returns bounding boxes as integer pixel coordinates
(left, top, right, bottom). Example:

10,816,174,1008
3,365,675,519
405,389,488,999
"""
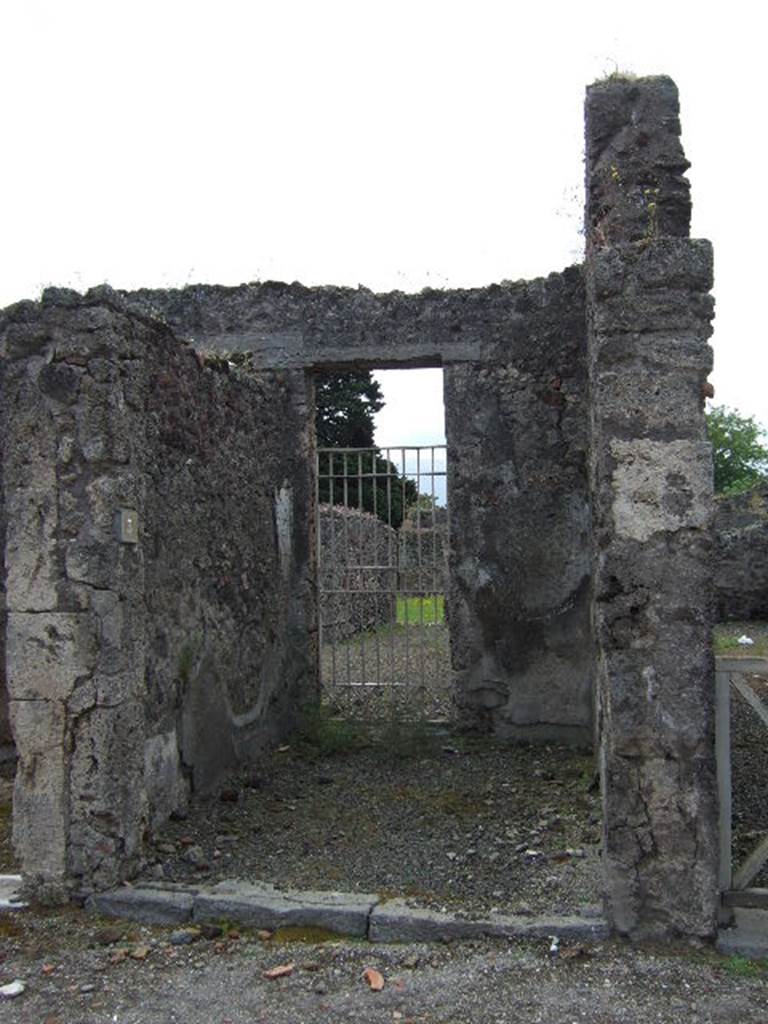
316,445,452,721
717,656,768,918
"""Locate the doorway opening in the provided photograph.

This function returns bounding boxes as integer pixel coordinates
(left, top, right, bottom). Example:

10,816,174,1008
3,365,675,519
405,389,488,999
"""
313,366,450,722
316,443,451,721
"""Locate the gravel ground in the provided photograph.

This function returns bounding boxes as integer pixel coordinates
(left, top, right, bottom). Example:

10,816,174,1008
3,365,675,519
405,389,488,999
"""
321,622,453,721
2,639,768,1019
1,906,767,1024
1,654,765,912
140,734,603,918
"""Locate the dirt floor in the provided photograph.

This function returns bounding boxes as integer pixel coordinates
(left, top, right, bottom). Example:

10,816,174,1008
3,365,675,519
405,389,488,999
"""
139,731,603,918
1,673,765,911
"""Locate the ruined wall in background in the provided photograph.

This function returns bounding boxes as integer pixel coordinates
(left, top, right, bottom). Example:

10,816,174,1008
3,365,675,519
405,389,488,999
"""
714,483,768,621
0,288,314,896
444,268,594,743
585,75,718,939
318,505,396,644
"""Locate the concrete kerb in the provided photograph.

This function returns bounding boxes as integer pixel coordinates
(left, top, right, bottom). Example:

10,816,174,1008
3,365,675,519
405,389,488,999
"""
368,898,608,944
84,880,609,944
717,908,768,959
0,874,27,911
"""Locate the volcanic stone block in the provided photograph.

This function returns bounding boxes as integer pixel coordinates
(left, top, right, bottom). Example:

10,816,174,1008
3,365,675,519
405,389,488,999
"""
585,75,718,940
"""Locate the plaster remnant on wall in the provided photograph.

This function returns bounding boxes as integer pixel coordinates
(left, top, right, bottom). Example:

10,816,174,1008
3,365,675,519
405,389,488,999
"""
143,730,189,829
6,612,97,701
610,439,713,542
274,482,294,577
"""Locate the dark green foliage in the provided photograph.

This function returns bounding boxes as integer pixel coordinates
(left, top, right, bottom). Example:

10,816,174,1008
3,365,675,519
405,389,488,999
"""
314,370,417,528
317,449,418,529
315,371,383,449
706,405,768,495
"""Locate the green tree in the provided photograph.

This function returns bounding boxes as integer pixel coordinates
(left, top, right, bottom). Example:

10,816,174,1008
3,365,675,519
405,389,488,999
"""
317,449,418,529
314,370,417,528
315,371,383,448
706,405,768,494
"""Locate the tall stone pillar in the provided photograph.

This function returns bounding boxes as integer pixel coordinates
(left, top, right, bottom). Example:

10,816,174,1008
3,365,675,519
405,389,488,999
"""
1,290,150,900
585,76,718,938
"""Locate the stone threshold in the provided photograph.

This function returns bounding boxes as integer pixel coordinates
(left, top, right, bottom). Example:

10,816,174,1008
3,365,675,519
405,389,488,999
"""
0,875,27,910
84,879,609,944
716,906,768,959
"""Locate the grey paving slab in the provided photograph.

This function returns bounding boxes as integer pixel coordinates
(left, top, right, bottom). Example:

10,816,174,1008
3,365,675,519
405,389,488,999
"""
82,880,609,946
0,874,27,911
87,886,194,924
717,908,768,958
192,880,379,938
368,898,609,944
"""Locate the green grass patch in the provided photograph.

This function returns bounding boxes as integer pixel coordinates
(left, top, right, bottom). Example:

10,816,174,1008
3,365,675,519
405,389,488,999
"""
713,622,768,658
714,634,742,654
391,783,485,819
0,918,22,938
296,702,369,757
270,925,346,944
724,953,768,977
374,715,440,759
396,594,444,626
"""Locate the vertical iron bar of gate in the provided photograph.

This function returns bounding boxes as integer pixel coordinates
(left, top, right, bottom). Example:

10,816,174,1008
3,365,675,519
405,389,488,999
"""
327,452,337,700
331,458,339,704
382,448,391,712
357,450,367,687
401,448,410,694
391,452,397,716
316,446,322,700
318,443,450,720
416,447,425,703
372,452,382,688
430,446,438,707
343,453,352,689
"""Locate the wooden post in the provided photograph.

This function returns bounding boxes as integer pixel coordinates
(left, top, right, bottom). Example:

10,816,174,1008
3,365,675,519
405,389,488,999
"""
715,668,732,894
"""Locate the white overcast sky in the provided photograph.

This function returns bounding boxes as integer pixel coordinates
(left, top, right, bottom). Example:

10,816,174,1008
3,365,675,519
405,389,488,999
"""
2,1,765,449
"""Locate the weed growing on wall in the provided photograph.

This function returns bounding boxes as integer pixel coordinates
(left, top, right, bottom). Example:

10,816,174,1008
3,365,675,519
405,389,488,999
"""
296,702,367,757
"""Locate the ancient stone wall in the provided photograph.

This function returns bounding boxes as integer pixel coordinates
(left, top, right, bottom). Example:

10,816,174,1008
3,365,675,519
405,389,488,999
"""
141,345,314,826
0,288,314,896
585,76,718,939
444,267,594,743
122,280,580,371
397,506,448,595
0,73,722,942
714,483,768,621
318,505,396,643
124,275,595,744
